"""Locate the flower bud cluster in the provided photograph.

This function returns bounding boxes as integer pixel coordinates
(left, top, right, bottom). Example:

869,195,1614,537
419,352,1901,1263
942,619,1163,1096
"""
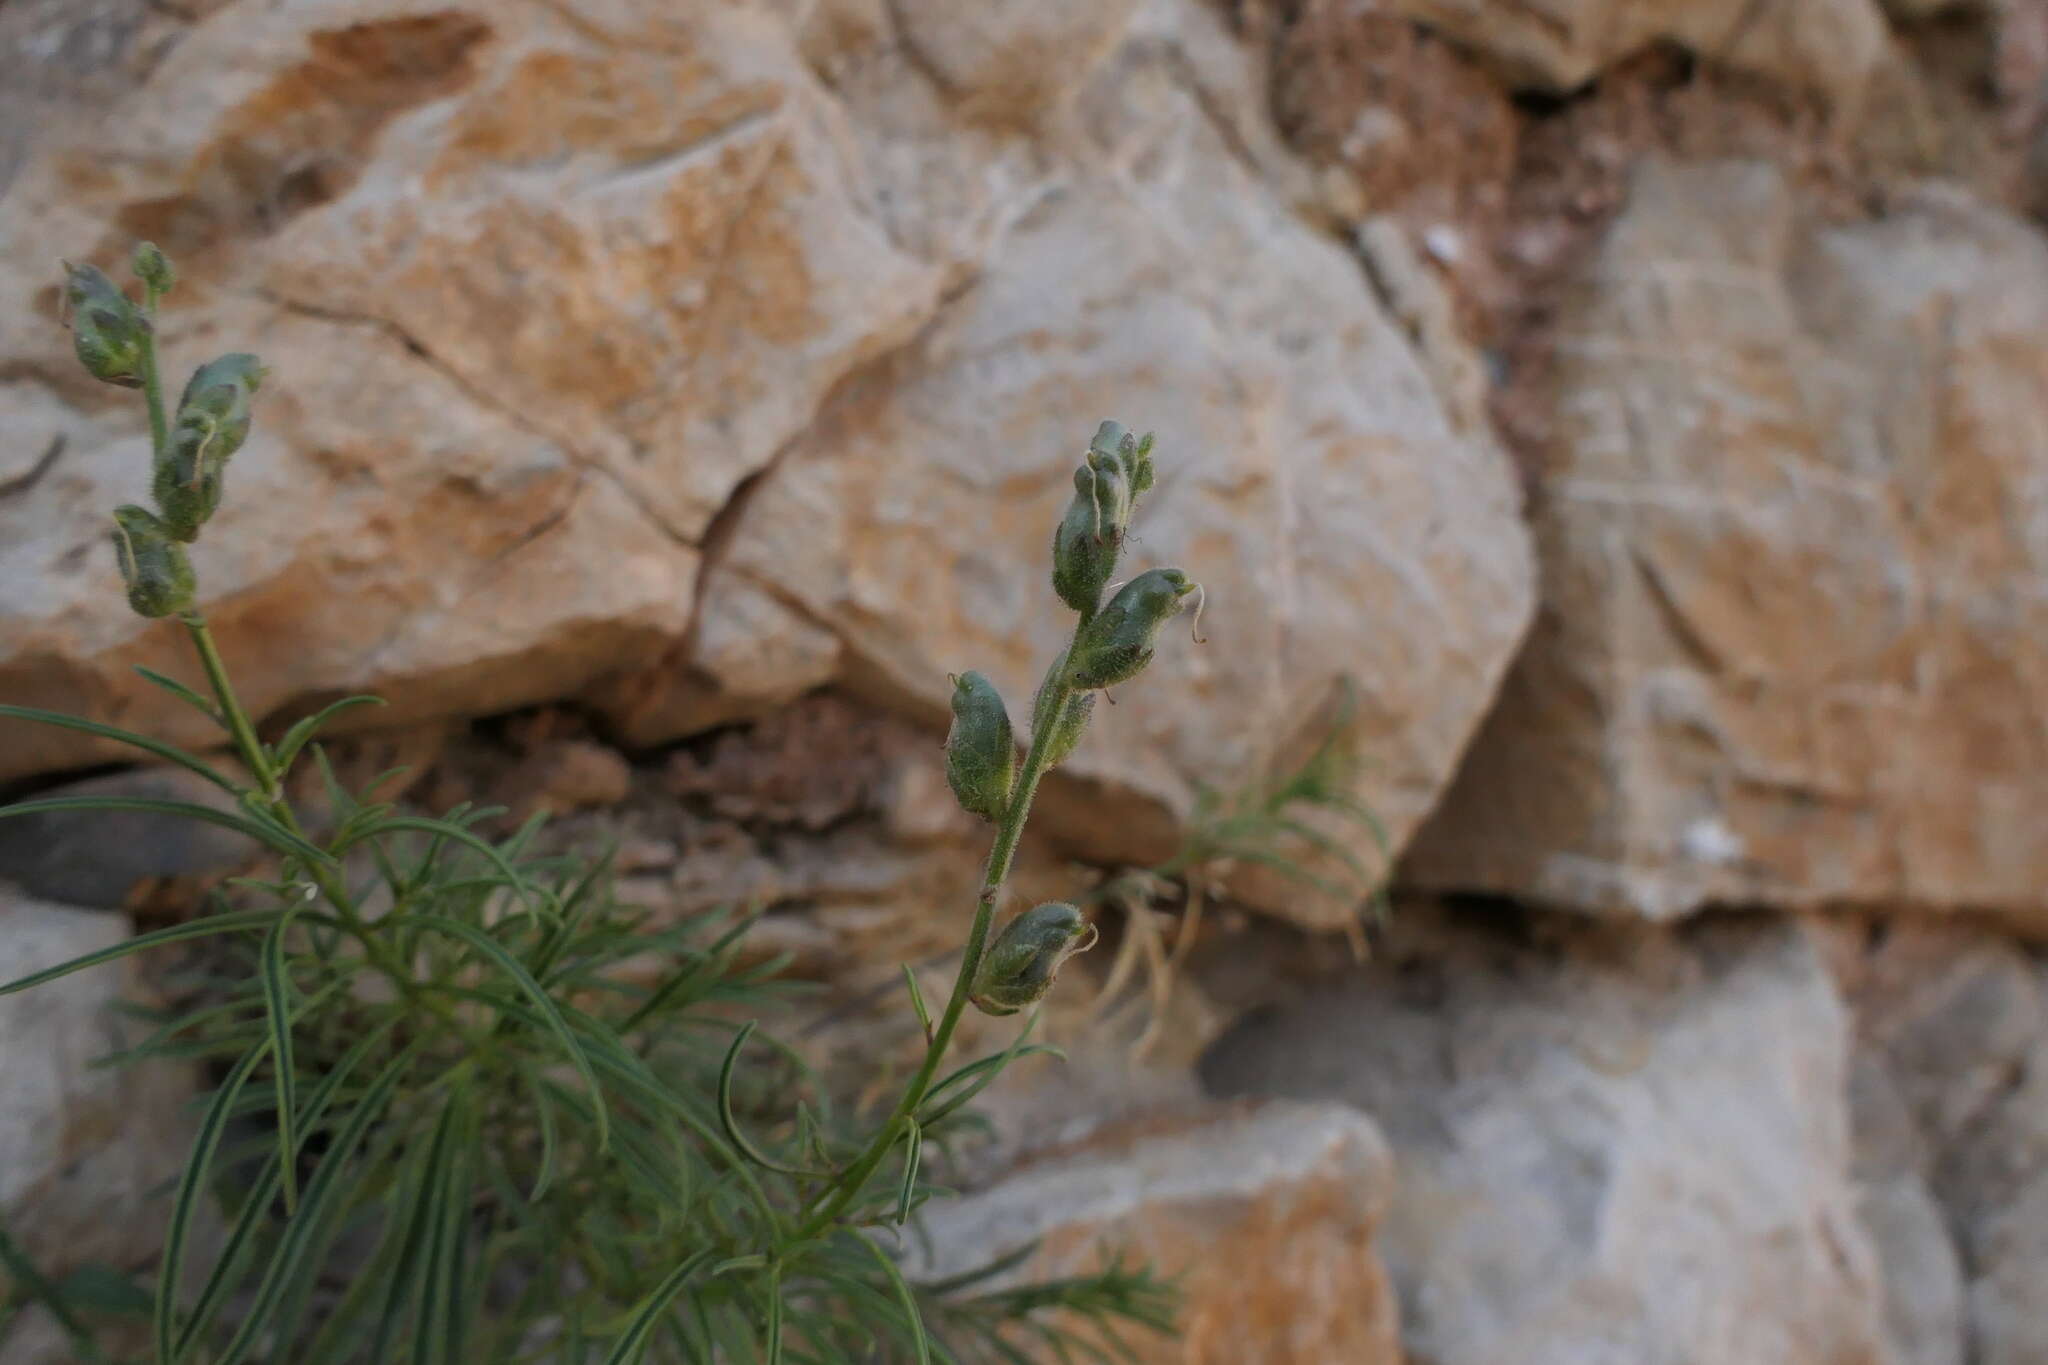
948,419,1206,1018
60,245,267,617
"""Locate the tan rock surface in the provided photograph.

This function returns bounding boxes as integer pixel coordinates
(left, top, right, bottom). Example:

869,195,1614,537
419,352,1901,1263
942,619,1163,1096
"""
2,0,1535,920
910,1101,1404,1365
1409,159,2048,925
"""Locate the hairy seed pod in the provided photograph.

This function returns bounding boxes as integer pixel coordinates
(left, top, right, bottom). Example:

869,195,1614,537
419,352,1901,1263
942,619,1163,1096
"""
969,902,1097,1016
1050,454,1131,614
152,421,225,542
132,241,176,297
1038,690,1095,769
174,353,266,464
61,263,149,389
945,670,1016,821
1065,568,1199,689
110,504,195,618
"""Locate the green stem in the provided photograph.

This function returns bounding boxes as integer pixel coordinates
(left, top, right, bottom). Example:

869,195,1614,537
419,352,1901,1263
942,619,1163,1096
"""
797,670,1074,1240
182,613,276,799
139,283,170,461
179,612,466,1025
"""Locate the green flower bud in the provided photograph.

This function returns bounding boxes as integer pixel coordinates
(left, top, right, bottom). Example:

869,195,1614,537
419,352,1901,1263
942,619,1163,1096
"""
1050,454,1131,614
969,902,1098,1016
152,421,225,542
60,262,150,389
1065,568,1201,690
132,242,175,296
945,670,1016,821
1090,419,1155,498
174,353,265,464
110,505,195,618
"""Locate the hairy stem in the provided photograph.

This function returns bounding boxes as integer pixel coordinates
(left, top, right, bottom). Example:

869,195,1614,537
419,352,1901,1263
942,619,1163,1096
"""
139,282,170,463
799,667,1074,1239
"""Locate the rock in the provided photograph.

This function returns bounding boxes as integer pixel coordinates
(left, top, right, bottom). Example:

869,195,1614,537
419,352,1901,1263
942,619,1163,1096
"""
1201,904,1894,1365
1382,0,1891,108
695,8,1535,922
2,1,1534,913
497,738,632,818
1836,920,2048,1365
0,763,256,909
1408,161,2048,927
0,892,195,1289
0,0,938,780
909,1101,1404,1365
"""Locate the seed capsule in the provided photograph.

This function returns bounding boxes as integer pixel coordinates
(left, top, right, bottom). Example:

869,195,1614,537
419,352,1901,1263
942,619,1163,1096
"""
1065,568,1200,689
945,670,1016,821
1050,454,1131,614
151,423,225,542
969,902,1097,1016
110,504,195,618
61,262,150,389
174,353,265,464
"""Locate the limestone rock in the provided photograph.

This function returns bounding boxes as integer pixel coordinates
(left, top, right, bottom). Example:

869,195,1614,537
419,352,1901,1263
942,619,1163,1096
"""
0,892,194,1288
910,1101,1404,1365
1384,0,1891,108
2,1,1533,913
1409,161,2048,926
1838,920,2048,1365
1201,905,1894,1365
0,0,941,778
701,15,1535,921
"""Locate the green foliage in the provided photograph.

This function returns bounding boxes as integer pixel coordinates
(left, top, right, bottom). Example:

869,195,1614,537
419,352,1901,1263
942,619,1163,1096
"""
2,246,1226,1363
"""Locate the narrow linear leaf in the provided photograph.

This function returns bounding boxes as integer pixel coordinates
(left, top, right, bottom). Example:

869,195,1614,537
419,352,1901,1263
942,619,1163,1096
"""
904,964,935,1042
342,817,540,917
211,1044,418,1365
132,666,224,723
270,695,386,775
406,914,607,1152
765,1265,785,1365
719,1022,831,1178
259,905,304,1213
1,909,280,995
0,795,330,866
0,704,234,793
173,1006,392,1361
896,1120,923,1226
599,1252,714,1365
0,1220,112,1365
853,1230,932,1365
156,1042,267,1365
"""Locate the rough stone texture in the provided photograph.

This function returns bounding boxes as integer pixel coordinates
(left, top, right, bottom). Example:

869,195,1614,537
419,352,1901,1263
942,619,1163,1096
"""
1384,0,1892,108
1408,159,2048,925
911,1101,1404,1365
701,9,1535,914
1834,920,2048,1365
1201,905,1894,1365
0,892,194,1289
0,0,1534,918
